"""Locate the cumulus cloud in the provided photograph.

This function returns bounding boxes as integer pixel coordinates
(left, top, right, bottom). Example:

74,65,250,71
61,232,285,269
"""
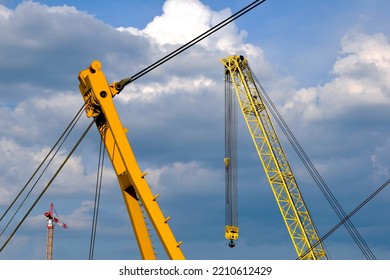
119,0,244,51
0,1,153,90
116,0,267,78
143,0,215,46
26,200,92,229
118,75,215,103
145,161,222,196
370,136,390,182
275,31,390,220
1,0,261,211
282,31,390,122
0,4,11,19
0,137,48,205
1,0,389,260
1,0,259,259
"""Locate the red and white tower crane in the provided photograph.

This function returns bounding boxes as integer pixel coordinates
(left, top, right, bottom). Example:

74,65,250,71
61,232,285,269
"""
44,203,67,260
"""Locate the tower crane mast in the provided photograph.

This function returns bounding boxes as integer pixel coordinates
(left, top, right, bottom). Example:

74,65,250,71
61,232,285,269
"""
220,55,327,260
44,203,67,260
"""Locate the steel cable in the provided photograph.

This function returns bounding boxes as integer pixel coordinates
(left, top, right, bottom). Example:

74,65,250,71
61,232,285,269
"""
0,119,95,253
114,0,267,92
2,0,269,256
89,136,105,260
0,104,85,224
225,72,238,231
0,105,85,239
250,68,376,259
298,177,390,260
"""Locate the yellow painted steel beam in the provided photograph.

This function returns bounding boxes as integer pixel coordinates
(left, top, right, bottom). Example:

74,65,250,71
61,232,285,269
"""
78,61,184,260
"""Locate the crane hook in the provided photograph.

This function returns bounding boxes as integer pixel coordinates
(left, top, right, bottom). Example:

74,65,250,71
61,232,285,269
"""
228,240,235,248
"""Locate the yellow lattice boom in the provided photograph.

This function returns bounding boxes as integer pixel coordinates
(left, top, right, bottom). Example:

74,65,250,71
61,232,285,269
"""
220,55,327,260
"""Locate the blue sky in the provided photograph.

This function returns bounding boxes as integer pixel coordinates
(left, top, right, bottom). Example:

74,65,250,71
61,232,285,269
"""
0,0,390,260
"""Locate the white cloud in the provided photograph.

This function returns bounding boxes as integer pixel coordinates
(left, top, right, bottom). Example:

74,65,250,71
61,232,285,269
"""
1,0,389,260
54,200,94,230
370,136,390,182
0,137,42,205
144,161,222,196
26,200,94,230
335,32,390,76
0,136,115,207
0,4,11,19
143,0,214,46
0,1,154,90
117,0,265,64
118,75,214,103
118,0,248,55
282,31,390,122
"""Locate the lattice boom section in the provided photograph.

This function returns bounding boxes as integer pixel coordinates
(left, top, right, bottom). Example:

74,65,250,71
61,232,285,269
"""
221,55,327,260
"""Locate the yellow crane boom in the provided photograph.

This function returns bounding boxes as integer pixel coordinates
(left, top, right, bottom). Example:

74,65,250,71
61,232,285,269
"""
220,55,327,260
78,61,185,260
